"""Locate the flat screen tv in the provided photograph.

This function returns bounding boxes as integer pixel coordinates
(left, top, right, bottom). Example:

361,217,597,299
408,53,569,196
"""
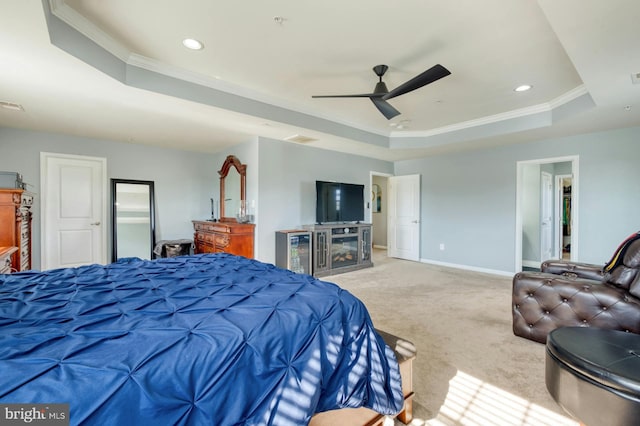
316,180,364,224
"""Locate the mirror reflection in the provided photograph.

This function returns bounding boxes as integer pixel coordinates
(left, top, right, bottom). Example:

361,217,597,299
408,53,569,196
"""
218,155,246,220
225,168,241,220
111,179,156,261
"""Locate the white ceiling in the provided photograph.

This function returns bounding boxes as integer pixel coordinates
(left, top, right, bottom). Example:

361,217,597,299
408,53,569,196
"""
1,0,639,161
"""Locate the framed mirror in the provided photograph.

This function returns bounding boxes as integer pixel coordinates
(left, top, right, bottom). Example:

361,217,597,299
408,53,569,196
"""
111,179,156,261
219,155,246,220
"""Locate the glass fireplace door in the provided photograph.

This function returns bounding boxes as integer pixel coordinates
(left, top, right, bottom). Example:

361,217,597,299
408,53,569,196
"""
331,235,358,268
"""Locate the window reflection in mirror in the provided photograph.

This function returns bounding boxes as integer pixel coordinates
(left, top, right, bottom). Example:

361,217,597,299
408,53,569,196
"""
225,168,241,219
219,155,246,220
111,179,155,261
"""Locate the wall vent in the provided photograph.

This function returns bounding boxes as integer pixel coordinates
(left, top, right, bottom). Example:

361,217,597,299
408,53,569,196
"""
284,134,317,143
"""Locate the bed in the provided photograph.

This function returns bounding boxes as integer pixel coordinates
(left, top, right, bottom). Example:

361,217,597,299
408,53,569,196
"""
0,253,403,425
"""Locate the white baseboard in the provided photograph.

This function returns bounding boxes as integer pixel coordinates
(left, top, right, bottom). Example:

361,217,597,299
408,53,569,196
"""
420,258,514,277
373,245,387,249
522,260,540,269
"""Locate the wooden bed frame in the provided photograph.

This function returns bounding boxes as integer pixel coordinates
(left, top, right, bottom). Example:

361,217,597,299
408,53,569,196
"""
310,330,417,426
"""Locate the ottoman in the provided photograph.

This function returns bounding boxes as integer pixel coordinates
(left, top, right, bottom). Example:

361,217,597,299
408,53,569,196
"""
546,327,640,426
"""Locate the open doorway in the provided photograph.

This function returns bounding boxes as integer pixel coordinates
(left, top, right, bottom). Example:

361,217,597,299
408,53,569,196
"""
556,175,573,260
369,172,391,249
515,156,579,272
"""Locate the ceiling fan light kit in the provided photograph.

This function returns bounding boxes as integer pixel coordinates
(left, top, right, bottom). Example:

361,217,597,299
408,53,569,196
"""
312,64,451,119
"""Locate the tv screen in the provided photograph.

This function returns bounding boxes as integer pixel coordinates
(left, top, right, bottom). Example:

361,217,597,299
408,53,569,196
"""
316,181,364,223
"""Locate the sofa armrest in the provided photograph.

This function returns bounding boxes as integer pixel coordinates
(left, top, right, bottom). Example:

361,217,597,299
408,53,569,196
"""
540,260,604,281
512,272,640,343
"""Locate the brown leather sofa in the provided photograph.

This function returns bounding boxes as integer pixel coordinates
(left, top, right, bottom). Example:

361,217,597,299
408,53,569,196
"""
512,232,640,343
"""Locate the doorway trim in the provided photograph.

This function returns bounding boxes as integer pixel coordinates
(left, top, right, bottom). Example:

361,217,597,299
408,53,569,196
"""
368,171,393,223
515,155,579,272
555,174,572,259
540,171,553,262
365,170,393,250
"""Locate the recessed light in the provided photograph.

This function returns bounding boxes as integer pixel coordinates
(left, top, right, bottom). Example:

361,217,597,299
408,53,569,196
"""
514,84,532,92
182,38,204,50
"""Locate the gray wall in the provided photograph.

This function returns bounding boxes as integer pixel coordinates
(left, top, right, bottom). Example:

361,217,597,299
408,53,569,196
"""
211,137,393,264
395,126,640,272
0,127,216,269
4,125,639,274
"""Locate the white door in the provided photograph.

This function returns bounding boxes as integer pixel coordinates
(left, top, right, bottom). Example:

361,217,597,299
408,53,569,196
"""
540,172,553,261
387,174,420,261
41,153,107,270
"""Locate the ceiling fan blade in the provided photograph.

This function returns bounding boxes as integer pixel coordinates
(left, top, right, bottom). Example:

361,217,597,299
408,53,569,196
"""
312,93,378,98
371,98,401,120
382,64,451,101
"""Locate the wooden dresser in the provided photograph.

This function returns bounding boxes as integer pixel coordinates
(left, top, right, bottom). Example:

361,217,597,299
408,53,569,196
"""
0,246,18,274
0,189,33,272
192,220,255,259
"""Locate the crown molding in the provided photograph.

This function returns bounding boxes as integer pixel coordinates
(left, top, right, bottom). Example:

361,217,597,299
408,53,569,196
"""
49,0,130,62
50,0,385,138
47,0,592,147
393,84,589,138
548,84,589,109
126,54,387,137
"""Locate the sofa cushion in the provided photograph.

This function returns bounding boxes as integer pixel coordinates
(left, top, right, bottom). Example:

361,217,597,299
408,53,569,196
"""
607,239,640,293
604,232,640,273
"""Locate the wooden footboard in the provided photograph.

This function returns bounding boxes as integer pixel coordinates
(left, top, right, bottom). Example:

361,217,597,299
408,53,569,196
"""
310,330,417,426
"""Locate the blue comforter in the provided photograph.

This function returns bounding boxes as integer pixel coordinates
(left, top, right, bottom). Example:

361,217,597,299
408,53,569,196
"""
0,254,403,425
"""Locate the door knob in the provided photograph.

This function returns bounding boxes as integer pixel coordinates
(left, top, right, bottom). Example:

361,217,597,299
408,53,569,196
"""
90,221,101,226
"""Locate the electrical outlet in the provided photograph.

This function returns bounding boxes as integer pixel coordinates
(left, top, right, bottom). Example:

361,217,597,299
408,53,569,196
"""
439,243,445,251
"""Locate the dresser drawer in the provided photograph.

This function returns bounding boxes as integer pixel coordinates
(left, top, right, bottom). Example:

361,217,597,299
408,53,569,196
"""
192,220,255,258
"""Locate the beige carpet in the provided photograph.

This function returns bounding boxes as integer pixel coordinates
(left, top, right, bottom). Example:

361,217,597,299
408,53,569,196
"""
328,249,579,426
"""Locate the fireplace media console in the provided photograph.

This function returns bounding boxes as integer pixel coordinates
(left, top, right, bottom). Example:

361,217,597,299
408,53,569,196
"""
304,223,373,277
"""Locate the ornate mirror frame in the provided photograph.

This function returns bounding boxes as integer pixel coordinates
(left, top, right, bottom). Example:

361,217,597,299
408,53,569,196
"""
219,155,246,221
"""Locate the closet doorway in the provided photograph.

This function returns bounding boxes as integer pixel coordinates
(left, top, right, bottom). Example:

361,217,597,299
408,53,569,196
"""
515,156,579,272
556,175,573,260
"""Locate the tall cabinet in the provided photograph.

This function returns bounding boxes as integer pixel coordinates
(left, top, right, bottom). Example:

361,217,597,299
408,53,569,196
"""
0,189,33,272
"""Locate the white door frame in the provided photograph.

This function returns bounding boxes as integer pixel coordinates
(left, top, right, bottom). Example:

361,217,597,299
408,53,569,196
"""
515,155,579,272
40,152,108,269
540,171,553,262
554,174,572,259
368,171,393,224
369,171,393,251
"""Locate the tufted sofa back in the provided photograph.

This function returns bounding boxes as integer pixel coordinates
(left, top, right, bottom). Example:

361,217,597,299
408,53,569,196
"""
609,238,640,297
513,232,640,344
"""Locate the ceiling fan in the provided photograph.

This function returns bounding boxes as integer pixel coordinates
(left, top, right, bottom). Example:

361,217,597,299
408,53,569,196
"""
312,64,451,120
